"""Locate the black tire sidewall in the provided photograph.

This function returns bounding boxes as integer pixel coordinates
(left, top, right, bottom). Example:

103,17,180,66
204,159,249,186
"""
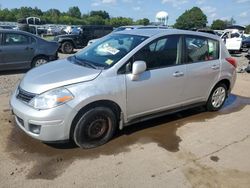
73,107,117,149
206,83,227,111
62,41,73,54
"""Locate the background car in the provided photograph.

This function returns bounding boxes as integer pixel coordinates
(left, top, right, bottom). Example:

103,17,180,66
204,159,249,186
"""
241,36,250,51
0,29,59,71
87,25,168,46
54,25,113,54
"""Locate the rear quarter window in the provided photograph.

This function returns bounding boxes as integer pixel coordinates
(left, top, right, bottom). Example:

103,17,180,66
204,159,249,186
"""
185,36,219,63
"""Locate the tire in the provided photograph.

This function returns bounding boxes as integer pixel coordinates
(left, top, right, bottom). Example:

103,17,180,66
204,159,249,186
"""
73,107,117,149
32,56,48,68
61,41,74,54
206,83,228,111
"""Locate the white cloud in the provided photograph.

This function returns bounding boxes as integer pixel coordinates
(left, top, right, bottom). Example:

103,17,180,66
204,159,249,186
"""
122,0,132,3
101,0,116,4
196,0,205,5
201,6,217,20
201,6,216,14
91,2,100,6
236,0,250,3
239,11,248,17
220,16,230,21
133,6,141,11
161,0,188,8
210,13,217,18
91,0,116,7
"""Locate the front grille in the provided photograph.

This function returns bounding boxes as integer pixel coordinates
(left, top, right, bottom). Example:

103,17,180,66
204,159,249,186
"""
16,88,36,103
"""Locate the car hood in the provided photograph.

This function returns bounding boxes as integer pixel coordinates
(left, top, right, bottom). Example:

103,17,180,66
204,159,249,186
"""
20,58,102,94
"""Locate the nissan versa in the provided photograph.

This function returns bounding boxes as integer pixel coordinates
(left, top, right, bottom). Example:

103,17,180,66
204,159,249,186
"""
10,29,237,149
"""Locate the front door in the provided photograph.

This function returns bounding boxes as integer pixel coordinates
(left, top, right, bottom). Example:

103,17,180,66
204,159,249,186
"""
125,35,186,120
0,33,35,70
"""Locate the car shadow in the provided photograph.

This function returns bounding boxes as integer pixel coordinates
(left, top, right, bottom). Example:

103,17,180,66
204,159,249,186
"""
0,69,29,75
47,93,242,150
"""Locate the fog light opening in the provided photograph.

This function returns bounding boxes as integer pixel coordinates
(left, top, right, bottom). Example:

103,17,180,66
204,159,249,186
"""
29,124,41,134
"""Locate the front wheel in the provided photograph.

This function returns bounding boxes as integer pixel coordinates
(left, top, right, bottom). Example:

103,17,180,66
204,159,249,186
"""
206,83,228,111
73,107,117,149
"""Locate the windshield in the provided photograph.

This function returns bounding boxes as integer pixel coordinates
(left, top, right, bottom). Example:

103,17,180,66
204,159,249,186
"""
73,34,148,69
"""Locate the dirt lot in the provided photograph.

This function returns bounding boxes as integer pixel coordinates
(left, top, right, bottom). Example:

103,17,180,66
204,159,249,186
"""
0,53,250,188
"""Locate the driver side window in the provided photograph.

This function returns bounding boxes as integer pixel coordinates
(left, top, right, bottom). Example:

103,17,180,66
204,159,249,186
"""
133,35,181,70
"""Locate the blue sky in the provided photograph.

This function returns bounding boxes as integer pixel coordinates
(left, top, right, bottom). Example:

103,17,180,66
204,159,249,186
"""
0,0,249,25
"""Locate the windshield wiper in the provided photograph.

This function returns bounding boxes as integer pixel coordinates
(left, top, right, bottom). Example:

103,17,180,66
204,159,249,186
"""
73,56,98,69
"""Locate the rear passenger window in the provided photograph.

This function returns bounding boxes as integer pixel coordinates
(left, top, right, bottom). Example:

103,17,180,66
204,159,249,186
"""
185,36,219,63
208,39,219,60
134,35,181,69
4,33,30,45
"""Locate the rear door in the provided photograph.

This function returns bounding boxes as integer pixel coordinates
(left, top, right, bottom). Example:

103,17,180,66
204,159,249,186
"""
0,32,35,70
183,35,220,104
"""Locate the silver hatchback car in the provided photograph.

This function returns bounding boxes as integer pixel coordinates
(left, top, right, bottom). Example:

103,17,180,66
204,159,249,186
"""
10,29,237,148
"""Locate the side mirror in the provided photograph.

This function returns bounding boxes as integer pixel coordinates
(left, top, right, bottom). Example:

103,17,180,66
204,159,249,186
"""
131,61,147,81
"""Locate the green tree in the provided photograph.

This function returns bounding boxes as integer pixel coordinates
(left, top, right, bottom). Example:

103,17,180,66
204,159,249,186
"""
89,10,110,20
109,17,133,27
245,25,250,34
211,19,227,30
67,6,81,19
174,7,207,30
225,17,236,27
43,9,61,23
135,18,150,25
86,15,106,25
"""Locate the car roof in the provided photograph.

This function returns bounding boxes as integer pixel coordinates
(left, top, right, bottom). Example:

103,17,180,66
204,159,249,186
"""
0,29,47,41
0,29,33,35
115,28,221,40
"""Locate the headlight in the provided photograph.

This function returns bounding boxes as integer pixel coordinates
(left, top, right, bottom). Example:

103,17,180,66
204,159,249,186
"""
29,88,74,110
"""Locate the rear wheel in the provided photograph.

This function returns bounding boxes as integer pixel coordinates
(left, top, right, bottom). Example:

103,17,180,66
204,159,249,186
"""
206,83,227,111
32,56,48,68
73,107,117,149
61,41,74,54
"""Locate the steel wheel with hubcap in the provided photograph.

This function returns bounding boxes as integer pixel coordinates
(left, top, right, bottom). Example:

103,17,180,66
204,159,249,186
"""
206,83,227,111
32,56,48,67
73,107,117,149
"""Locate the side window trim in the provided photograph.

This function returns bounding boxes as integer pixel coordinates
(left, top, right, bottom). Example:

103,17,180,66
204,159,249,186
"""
118,35,184,75
3,33,30,46
135,34,183,71
183,34,220,64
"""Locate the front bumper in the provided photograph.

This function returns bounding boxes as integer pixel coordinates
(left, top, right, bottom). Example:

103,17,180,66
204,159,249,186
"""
10,93,77,142
48,52,58,61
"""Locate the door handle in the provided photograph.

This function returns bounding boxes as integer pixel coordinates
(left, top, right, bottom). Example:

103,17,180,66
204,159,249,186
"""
211,65,220,70
173,71,184,77
25,47,33,50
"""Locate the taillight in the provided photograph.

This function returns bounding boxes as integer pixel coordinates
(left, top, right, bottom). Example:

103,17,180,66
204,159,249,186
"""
226,57,237,68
